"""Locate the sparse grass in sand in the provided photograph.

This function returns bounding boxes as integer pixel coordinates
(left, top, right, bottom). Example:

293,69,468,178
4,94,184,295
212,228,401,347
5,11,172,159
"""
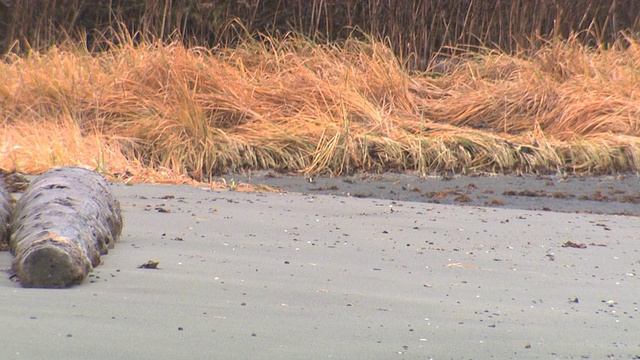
1,32,639,184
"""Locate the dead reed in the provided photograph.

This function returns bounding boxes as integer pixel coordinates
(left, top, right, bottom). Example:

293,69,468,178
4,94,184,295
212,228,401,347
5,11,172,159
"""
1,32,639,181
3,0,638,68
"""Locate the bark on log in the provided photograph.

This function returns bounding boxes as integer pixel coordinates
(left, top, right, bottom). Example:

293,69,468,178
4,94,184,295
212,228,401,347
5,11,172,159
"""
9,167,123,288
0,178,11,246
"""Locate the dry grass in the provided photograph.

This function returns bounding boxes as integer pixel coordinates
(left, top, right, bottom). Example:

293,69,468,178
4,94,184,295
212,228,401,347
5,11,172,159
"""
1,33,639,182
4,1,637,68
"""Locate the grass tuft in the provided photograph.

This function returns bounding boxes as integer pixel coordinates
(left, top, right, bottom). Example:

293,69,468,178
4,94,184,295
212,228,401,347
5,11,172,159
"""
1,32,640,181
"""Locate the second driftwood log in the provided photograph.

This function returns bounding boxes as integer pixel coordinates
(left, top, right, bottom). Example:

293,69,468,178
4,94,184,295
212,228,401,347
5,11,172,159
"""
9,167,123,288
0,177,11,247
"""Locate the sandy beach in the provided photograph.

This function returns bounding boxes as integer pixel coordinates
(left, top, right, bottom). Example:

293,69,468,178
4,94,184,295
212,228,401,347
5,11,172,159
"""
1,175,639,359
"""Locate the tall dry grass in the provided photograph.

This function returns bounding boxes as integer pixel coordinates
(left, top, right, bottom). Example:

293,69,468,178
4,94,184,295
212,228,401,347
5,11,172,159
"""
1,32,639,181
2,0,639,69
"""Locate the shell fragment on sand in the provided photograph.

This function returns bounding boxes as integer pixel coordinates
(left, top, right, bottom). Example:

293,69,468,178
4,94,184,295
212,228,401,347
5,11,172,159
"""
9,167,123,288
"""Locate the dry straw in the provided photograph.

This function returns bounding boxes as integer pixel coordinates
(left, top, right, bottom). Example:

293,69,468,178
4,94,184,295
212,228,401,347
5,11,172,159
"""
1,31,639,181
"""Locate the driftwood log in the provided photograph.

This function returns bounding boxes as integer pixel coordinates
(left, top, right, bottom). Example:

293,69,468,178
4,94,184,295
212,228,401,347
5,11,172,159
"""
0,177,11,246
9,167,122,288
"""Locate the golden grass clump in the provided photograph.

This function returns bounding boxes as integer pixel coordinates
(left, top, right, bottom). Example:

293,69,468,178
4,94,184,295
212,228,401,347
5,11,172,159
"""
1,33,640,181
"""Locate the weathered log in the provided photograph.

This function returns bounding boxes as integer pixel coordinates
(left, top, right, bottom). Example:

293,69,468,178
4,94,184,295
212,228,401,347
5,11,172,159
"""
0,177,11,247
9,167,123,288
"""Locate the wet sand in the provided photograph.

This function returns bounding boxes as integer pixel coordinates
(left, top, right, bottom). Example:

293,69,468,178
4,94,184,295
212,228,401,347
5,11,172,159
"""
0,174,639,359
218,171,640,216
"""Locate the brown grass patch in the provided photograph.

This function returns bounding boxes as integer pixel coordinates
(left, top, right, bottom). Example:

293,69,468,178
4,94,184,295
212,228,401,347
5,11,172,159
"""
1,33,640,181
454,194,472,203
488,198,505,206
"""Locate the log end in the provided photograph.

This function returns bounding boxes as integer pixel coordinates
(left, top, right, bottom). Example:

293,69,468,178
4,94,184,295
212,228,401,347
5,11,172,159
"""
13,233,92,288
